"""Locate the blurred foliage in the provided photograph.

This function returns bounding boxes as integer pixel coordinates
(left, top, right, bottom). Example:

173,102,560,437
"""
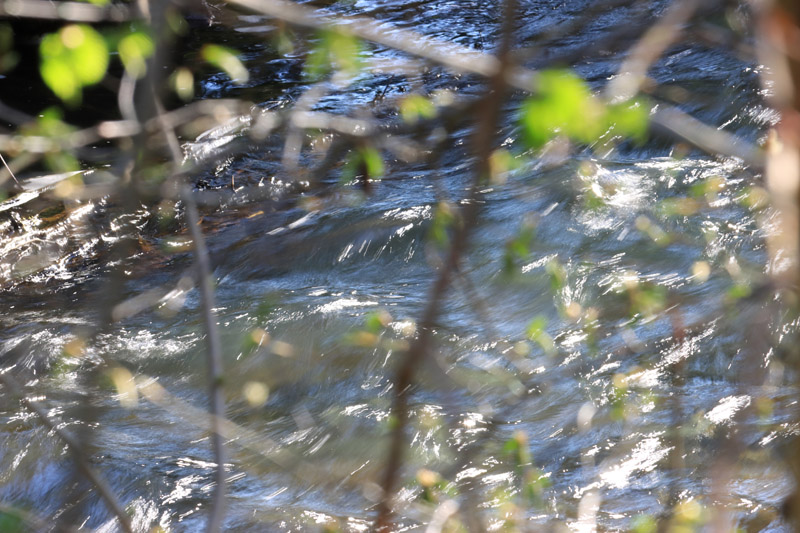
521,69,648,149
201,44,249,85
0,1,791,531
304,29,363,81
40,24,108,106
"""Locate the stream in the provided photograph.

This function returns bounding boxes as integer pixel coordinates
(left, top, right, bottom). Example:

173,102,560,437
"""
0,0,795,531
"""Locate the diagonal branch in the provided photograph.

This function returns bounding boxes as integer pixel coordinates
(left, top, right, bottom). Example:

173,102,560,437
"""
182,187,228,533
0,370,134,533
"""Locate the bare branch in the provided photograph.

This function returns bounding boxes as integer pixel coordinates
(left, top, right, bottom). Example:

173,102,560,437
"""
607,0,703,101
650,106,765,166
182,187,228,533
227,0,506,84
0,0,134,22
374,0,519,528
0,370,134,533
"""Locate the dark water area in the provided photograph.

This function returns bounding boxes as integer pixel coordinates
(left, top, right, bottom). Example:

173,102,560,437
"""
0,1,795,531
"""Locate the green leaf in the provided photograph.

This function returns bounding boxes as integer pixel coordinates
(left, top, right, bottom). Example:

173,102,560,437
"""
545,258,566,292
40,56,79,104
364,310,391,333
606,99,649,142
400,94,436,124
171,67,194,101
118,31,154,79
201,44,249,84
428,201,455,248
521,70,649,148
39,24,109,105
360,146,384,179
630,283,667,317
20,108,80,172
631,515,657,533
526,316,555,355
522,70,604,148
0,509,24,533
304,29,363,81
726,283,751,301
504,221,536,272
342,146,384,184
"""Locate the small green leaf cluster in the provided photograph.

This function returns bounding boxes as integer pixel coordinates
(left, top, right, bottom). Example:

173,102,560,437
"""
525,315,555,355
40,24,109,106
304,29,363,81
503,220,536,273
428,202,456,249
37,19,249,107
20,108,79,171
341,145,384,184
502,431,551,507
201,44,250,85
521,69,648,149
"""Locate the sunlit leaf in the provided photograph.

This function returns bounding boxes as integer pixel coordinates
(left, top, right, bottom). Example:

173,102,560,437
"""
20,108,80,172
274,26,295,56
630,283,667,316
304,29,363,81
503,431,531,468
740,186,769,211
521,70,604,148
400,94,436,124
504,221,536,272
342,145,384,188
521,69,650,149
201,44,249,84
689,176,725,200
242,381,270,407
545,258,566,292
40,24,109,105
171,67,194,101
489,148,521,184
606,99,649,142
526,315,555,355
108,366,138,408
40,57,79,104
360,146,384,179
118,31,154,78
428,201,455,248
631,515,657,533
364,310,392,333
660,197,701,217
726,283,751,301
634,215,671,245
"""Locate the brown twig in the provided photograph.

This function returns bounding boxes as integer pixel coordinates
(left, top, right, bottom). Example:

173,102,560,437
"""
0,370,134,533
372,0,519,529
0,0,133,21
182,187,228,533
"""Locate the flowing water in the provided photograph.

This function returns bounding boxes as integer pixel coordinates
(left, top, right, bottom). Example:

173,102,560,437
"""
0,1,795,531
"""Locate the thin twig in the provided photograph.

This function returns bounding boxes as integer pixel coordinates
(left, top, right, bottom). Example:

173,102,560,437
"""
606,0,703,101
373,0,519,529
0,151,19,185
0,371,134,533
0,0,133,21
227,0,505,84
182,187,228,533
